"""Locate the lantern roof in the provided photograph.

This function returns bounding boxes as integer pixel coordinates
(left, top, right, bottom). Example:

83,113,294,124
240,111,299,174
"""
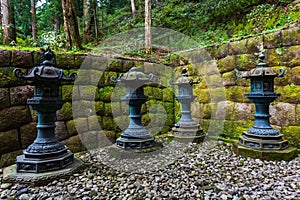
112,67,155,83
14,48,77,82
238,52,284,78
171,68,201,86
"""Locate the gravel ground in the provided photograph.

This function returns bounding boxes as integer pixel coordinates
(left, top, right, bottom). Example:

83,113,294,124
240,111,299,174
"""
0,141,299,200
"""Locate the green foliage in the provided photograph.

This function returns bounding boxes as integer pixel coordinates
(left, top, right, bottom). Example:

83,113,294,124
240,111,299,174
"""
38,31,66,49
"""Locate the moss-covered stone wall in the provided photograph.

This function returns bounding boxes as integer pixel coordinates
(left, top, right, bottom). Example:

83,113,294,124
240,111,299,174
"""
1,26,300,168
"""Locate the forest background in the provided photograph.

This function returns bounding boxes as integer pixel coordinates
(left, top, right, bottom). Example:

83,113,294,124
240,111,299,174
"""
0,0,300,53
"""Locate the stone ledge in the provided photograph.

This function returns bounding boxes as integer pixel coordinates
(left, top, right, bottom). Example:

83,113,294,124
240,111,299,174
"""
232,142,299,161
2,157,84,186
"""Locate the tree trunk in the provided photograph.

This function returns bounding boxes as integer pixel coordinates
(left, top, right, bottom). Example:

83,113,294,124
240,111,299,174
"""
0,1,2,30
131,0,136,15
54,18,60,35
31,0,37,42
83,0,92,43
62,0,83,49
93,0,98,41
145,0,152,54
1,0,16,45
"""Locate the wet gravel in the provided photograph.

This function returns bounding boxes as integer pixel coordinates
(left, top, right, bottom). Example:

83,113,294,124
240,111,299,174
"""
0,141,299,200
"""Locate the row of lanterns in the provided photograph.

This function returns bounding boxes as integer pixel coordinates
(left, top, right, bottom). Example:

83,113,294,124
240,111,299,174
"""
10,49,295,177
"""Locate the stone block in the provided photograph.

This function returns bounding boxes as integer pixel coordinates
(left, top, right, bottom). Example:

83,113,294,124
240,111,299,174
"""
99,86,114,102
66,120,77,136
20,122,37,148
0,67,25,87
108,59,123,72
225,86,249,103
59,102,73,120
78,85,99,100
10,85,34,106
222,71,236,86
163,88,174,102
246,35,263,53
102,116,117,131
0,50,11,67
215,101,235,120
88,115,102,131
282,27,300,46
270,103,296,126
114,115,129,131
233,103,254,121
73,117,89,134
122,60,134,72
264,31,282,49
228,39,247,55
55,54,75,69
0,150,22,168
152,87,163,100
265,48,282,67
0,106,31,132
79,131,99,150
72,100,96,118
272,66,290,86
281,126,300,148
195,88,210,104
12,50,33,68
74,54,86,69
0,88,10,109
215,43,229,59
0,129,20,154
62,135,86,153
61,85,74,101
276,85,300,104
33,50,44,66
291,66,300,85
217,55,235,73
55,121,69,140
235,54,256,71
282,45,300,67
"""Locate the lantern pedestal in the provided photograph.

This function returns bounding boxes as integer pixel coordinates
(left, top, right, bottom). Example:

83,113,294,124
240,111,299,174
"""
3,157,84,185
235,52,298,161
111,67,155,149
171,69,205,143
3,48,83,183
233,143,298,161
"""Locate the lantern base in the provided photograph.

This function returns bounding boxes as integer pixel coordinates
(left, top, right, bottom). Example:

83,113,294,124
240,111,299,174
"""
16,150,74,173
116,136,155,149
2,157,84,185
172,124,205,143
239,131,288,150
233,142,298,161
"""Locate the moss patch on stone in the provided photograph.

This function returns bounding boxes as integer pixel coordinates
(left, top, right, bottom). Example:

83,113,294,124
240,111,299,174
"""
281,126,300,148
99,86,114,102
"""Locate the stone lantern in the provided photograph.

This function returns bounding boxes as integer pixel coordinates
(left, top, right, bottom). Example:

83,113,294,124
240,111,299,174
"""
13,48,77,173
170,68,204,143
111,67,155,149
234,52,298,160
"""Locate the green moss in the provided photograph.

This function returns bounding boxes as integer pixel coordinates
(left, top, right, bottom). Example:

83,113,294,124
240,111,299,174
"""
221,120,253,139
99,86,114,102
104,71,118,86
62,85,74,101
102,116,117,131
60,102,73,120
95,101,105,115
104,103,112,116
152,87,163,100
222,71,236,86
235,54,256,71
282,28,300,46
163,102,175,115
264,31,282,49
195,88,210,103
281,126,300,148
246,36,263,53
56,53,74,69
163,88,174,102
108,60,123,71
144,86,153,98
225,86,249,103
277,85,300,104
282,45,300,67
217,55,235,73
0,67,24,87
228,39,248,55
265,48,282,66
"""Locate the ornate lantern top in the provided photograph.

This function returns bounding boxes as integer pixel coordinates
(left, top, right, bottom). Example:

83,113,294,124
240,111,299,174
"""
170,68,201,86
14,48,77,82
237,52,285,79
111,67,155,83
